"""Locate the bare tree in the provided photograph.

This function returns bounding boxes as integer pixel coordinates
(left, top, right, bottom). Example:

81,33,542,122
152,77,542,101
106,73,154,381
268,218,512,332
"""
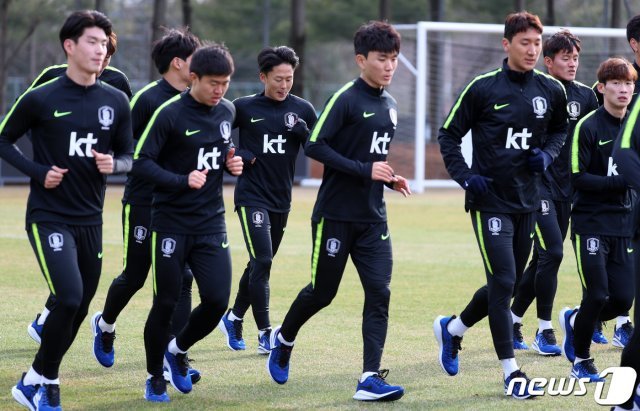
95,0,106,13
290,0,305,98
514,0,525,11
0,0,9,113
150,0,167,81
546,0,555,26
379,0,390,21
181,0,191,28
428,0,444,142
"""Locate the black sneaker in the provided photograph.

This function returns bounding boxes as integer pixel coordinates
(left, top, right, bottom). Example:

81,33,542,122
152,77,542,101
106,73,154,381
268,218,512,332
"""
35,383,61,409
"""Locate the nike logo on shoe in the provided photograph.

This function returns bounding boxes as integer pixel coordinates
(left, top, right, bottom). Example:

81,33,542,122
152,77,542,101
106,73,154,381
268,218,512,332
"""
54,110,72,117
493,103,509,110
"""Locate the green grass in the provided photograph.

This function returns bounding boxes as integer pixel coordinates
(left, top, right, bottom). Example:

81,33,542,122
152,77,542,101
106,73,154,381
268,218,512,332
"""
0,185,623,410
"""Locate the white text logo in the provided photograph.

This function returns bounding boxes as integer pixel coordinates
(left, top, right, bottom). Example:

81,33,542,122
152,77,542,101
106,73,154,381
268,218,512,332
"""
197,147,222,170
69,132,97,157
370,131,391,154
505,128,532,149
263,134,286,154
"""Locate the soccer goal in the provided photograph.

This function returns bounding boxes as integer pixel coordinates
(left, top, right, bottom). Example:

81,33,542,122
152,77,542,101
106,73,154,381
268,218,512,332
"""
390,22,627,193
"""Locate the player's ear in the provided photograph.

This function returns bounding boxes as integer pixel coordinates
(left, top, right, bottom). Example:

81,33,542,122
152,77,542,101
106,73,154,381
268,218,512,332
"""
355,54,366,69
596,82,605,94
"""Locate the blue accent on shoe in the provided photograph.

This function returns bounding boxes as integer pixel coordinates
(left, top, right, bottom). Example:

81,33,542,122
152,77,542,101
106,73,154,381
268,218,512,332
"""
612,321,634,348
163,350,192,394
433,315,462,376
513,323,529,350
145,376,170,403
27,314,43,345
267,326,292,384
559,307,576,363
218,309,246,351
189,367,201,384
531,329,561,356
257,329,272,355
504,369,538,399
34,384,61,411
591,321,608,344
353,370,404,401
11,373,38,411
91,311,115,368
571,358,605,382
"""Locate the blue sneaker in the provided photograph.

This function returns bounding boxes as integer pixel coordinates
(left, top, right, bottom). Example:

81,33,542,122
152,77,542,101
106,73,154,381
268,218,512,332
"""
267,325,293,384
163,355,201,385
559,307,577,363
145,375,170,403
531,329,561,356
592,320,608,344
91,311,115,368
27,314,43,345
504,369,538,399
571,358,605,382
11,373,39,411
513,323,529,350
257,329,272,355
34,384,61,411
433,315,462,376
353,369,404,401
163,350,192,394
218,309,246,351
612,321,634,348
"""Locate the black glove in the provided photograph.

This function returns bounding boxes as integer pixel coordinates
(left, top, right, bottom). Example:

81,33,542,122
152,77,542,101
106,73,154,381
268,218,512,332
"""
463,175,491,195
290,118,310,139
528,148,552,173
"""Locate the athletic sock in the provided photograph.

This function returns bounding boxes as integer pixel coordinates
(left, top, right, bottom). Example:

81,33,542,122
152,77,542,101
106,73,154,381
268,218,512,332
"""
228,311,242,322
278,333,294,346
511,311,523,324
501,358,519,378
574,356,589,365
38,308,50,325
447,317,469,337
98,317,115,333
168,337,187,355
538,319,553,331
617,316,631,328
23,367,42,386
259,328,271,338
42,377,60,385
360,371,377,383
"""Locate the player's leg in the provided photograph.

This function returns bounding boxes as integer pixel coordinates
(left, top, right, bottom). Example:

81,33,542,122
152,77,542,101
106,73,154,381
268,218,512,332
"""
604,237,634,348
619,234,640,410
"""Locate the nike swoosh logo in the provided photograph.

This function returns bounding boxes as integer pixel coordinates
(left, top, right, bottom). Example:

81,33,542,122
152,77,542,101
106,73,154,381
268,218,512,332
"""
530,232,535,239
221,241,230,248
98,252,103,259
628,248,634,253
54,110,72,117
185,129,200,136
494,103,509,110
363,112,375,118
598,139,613,146
381,232,390,240
251,118,264,123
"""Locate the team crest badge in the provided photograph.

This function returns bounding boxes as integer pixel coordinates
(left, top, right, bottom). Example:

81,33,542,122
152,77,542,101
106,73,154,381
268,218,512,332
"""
587,237,599,254
220,121,232,142
134,226,148,243
252,211,265,227
48,233,64,251
161,238,176,257
284,112,298,129
389,108,397,127
567,101,581,119
98,106,114,130
532,96,547,118
541,200,550,215
488,217,502,235
326,238,341,257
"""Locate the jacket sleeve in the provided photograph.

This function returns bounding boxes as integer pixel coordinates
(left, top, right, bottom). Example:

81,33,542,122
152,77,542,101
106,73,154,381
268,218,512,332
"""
111,94,134,174
614,108,640,189
541,82,569,160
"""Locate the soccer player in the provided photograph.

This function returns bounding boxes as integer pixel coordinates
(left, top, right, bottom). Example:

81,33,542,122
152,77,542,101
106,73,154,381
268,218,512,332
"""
509,30,598,356
217,46,317,353
559,57,636,382
1,10,133,410
88,28,201,381
266,21,410,402
434,11,567,399
131,44,242,402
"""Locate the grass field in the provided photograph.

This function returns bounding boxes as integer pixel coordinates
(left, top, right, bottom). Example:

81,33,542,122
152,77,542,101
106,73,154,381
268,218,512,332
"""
0,185,626,410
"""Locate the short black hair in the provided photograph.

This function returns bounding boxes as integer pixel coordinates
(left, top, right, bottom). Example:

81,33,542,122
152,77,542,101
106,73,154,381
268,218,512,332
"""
107,31,117,57
151,28,201,74
257,46,299,74
504,11,543,42
627,15,640,42
353,21,400,57
189,44,234,78
59,10,112,55
597,57,637,84
543,29,581,59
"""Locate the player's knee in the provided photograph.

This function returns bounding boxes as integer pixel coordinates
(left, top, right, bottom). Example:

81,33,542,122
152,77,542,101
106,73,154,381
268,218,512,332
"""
251,256,273,276
544,245,563,265
365,283,391,304
181,268,193,287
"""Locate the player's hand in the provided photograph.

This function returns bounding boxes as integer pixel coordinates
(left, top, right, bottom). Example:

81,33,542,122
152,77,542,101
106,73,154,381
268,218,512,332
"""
226,147,243,176
528,148,552,173
91,149,114,174
188,169,208,189
371,161,395,183
463,174,492,195
391,175,411,197
290,118,310,139
44,165,68,189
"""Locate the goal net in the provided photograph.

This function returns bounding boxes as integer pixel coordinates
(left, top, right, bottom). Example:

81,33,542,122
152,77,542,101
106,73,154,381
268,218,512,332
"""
390,22,627,193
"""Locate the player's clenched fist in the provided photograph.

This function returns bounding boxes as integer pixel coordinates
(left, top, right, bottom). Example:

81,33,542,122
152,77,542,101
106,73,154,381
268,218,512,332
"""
188,169,208,189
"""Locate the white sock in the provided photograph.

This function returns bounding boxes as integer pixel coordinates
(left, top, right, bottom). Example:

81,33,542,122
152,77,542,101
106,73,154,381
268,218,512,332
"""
23,367,42,386
617,316,631,328
42,377,60,385
98,317,115,333
501,358,519,378
446,317,469,337
569,310,577,329
278,333,294,346
511,311,523,324
574,356,589,365
228,311,242,322
259,328,271,338
168,338,187,355
38,308,50,325
360,371,377,383
538,319,553,331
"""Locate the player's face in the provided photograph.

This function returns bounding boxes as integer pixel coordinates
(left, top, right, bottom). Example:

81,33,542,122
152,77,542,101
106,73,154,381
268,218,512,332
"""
357,50,398,88
599,78,635,111
261,63,294,101
190,73,230,106
545,48,579,82
65,27,108,75
503,28,542,72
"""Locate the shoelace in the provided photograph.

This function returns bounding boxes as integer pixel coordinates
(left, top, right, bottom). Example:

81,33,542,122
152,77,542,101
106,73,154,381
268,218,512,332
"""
150,375,167,395
579,358,599,375
175,353,190,376
233,320,244,340
513,323,525,342
277,343,292,367
369,369,392,386
508,369,529,381
43,384,61,407
541,329,557,345
451,335,463,358
101,330,116,352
